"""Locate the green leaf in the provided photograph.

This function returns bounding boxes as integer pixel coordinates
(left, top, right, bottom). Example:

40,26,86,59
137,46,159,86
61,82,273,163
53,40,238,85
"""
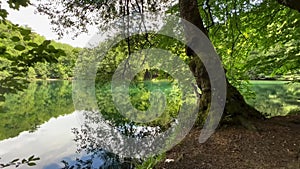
0,33,7,39
11,36,21,42
32,157,40,161
28,42,38,47
20,29,31,36
28,155,34,161
27,162,36,166
0,164,9,167
49,45,55,49
42,40,51,46
46,45,57,53
0,9,8,20
0,46,6,54
11,158,19,163
14,44,26,51
23,35,31,41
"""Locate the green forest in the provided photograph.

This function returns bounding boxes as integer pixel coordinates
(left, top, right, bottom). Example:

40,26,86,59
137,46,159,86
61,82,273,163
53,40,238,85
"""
0,21,80,77
0,0,300,168
0,19,80,101
0,0,299,93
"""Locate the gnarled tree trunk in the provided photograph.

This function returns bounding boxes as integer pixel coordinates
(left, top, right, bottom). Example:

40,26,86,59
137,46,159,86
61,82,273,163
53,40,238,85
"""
179,0,264,128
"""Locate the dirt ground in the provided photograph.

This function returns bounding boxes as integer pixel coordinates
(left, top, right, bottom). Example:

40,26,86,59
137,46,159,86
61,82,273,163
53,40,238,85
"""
156,115,300,169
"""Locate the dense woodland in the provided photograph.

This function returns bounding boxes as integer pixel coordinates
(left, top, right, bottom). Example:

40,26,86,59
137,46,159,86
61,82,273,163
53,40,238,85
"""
0,21,80,77
0,0,299,91
1,8,299,94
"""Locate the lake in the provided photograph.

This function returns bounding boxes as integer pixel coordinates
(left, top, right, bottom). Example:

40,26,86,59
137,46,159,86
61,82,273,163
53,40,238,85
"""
246,80,300,117
0,80,299,168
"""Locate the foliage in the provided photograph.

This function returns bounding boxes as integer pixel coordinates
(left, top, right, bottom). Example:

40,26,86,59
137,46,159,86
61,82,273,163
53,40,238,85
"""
0,20,75,100
213,1,299,76
195,0,300,97
35,0,173,37
0,18,82,102
0,81,74,140
61,152,128,169
135,154,165,169
0,155,40,168
0,0,81,101
92,81,181,128
27,67,36,80
0,0,31,21
245,81,300,117
34,0,300,92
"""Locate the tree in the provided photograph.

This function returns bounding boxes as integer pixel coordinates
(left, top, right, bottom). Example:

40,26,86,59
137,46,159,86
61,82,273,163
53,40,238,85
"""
0,1,74,101
178,0,264,127
178,0,300,126
33,0,299,126
276,0,300,12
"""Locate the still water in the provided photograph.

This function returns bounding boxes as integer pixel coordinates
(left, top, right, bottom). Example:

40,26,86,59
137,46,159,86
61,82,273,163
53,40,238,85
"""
0,80,299,168
0,81,80,168
246,80,300,117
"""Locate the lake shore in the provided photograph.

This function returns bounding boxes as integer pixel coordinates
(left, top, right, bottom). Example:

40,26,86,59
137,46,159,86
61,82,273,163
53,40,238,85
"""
156,114,300,169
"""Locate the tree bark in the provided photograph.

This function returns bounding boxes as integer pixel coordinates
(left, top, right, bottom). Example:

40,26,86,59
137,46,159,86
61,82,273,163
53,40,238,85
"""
179,0,264,127
276,0,300,12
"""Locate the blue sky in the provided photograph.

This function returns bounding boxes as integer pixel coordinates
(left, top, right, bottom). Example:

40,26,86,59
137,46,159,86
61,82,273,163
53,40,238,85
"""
3,1,98,47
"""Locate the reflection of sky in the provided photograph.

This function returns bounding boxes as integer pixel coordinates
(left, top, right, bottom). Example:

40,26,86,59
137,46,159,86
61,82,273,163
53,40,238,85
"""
0,111,84,169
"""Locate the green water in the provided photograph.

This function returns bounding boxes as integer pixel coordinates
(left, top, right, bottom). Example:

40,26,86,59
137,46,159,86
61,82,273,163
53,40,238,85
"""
0,80,299,168
0,80,74,140
246,80,300,117
0,80,299,141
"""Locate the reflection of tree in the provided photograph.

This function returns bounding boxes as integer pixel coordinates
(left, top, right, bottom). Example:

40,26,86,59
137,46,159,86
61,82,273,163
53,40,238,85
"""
62,110,162,169
64,81,196,168
0,81,74,140
70,46,198,167
0,155,40,168
246,82,300,117
61,151,132,169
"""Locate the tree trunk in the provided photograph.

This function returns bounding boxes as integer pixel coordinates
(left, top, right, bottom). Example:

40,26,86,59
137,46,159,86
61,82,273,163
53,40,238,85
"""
276,0,300,12
179,0,264,128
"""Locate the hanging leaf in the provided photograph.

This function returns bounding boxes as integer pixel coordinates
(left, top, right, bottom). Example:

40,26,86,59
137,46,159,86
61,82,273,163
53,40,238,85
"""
28,155,35,161
27,162,36,166
10,158,19,163
0,9,8,20
57,49,67,56
0,33,7,39
28,42,38,47
23,35,31,41
11,36,21,42
46,45,57,53
0,46,6,54
21,159,27,164
42,40,51,46
20,29,31,36
14,44,26,51
31,157,40,161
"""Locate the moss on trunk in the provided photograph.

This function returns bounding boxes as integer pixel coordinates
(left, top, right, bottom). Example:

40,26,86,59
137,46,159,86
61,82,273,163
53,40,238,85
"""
179,0,265,129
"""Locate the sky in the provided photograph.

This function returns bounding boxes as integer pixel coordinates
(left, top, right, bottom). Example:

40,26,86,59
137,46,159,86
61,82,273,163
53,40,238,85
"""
2,1,98,48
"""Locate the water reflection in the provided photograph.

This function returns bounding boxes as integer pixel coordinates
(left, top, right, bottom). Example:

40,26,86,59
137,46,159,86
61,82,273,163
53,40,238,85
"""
246,81,300,117
0,80,299,168
0,111,83,169
61,110,166,169
0,81,74,140
65,79,194,168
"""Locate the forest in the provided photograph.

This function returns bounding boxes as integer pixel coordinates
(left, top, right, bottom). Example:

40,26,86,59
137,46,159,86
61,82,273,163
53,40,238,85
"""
0,0,299,168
